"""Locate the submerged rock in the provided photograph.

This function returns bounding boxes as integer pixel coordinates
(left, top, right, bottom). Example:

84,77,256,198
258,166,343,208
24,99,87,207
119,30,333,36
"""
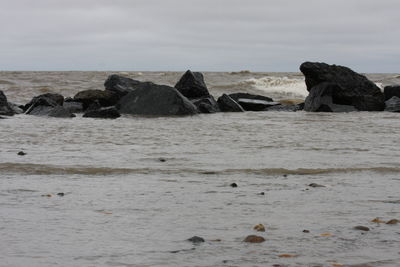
243,235,265,243
300,62,385,111
265,103,304,112
384,85,400,101
17,151,26,156
217,94,245,112
74,89,119,110
304,82,358,112
0,90,15,116
83,106,121,119
354,226,370,231
191,96,220,113
384,96,400,112
118,82,197,116
175,70,210,99
28,105,75,118
187,236,205,243
104,74,142,97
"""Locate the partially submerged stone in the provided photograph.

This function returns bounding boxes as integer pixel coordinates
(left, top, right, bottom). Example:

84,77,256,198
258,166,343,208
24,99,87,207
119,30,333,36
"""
217,94,244,112
0,90,15,116
243,235,265,243
384,96,400,112
83,106,121,119
187,236,205,243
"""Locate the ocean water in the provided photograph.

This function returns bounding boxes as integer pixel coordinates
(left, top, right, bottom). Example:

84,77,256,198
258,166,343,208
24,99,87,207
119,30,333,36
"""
0,71,400,267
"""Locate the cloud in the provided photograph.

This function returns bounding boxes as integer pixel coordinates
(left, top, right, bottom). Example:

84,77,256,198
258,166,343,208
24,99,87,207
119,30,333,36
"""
0,0,399,72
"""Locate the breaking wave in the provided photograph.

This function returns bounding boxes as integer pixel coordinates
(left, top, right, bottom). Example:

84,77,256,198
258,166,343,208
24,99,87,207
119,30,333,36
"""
243,76,308,98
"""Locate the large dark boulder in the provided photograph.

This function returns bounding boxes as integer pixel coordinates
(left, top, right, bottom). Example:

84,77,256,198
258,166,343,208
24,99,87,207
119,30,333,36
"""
300,62,384,111
384,96,400,112
83,106,121,119
384,85,400,101
24,96,59,114
118,82,198,116
304,82,358,112
175,70,210,99
104,74,142,97
23,93,64,112
191,96,220,113
229,93,273,103
74,89,119,110
0,90,14,116
217,94,245,112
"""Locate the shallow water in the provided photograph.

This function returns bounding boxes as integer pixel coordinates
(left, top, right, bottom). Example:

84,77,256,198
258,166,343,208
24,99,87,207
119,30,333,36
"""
1,72,400,266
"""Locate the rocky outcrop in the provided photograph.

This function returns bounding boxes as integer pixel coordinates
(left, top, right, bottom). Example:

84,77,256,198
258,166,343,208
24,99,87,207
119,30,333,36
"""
74,89,119,110
217,94,245,112
83,106,121,119
23,93,64,112
384,85,400,101
384,96,400,112
0,90,15,116
118,82,198,116
104,74,142,97
304,82,358,112
300,62,385,111
191,96,220,113
175,70,210,99
28,105,75,118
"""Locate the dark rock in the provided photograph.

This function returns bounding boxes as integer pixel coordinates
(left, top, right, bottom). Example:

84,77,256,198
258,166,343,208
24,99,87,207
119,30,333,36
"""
300,62,385,111
191,96,220,113
63,101,84,113
175,70,210,99
8,102,23,114
304,82,358,112
384,85,400,101
265,103,304,112
354,226,370,231
118,82,197,116
104,74,142,97
230,183,238,188
258,192,265,195
243,235,265,243
237,98,280,111
48,106,76,118
0,90,15,116
308,183,326,188
158,158,167,162
27,105,75,118
17,151,26,156
217,94,245,112
386,219,399,225
187,236,205,243
303,230,310,233
384,96,400,112
74,90,119,110
83,106,121,119
24,93,64,112
57,192,65,197
229,93,273,103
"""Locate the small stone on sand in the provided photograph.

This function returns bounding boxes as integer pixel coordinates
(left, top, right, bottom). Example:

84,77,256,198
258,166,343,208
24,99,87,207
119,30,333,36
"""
354,226,370,231
243,235,265,243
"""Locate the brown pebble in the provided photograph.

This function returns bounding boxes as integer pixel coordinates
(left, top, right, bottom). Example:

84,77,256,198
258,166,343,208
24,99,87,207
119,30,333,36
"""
303,229,310,233
243,235,265,243
386,219,399,225
253,224,266,232
354,226,370,231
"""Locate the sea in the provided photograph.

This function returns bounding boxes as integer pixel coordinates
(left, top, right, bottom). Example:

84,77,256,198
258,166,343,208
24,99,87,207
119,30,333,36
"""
0,71,400,267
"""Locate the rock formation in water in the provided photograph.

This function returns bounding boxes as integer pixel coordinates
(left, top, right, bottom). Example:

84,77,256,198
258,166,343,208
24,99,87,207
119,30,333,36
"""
104,74,142,97
383,85,400,101
74,89,119,110
300,62,385,111
384,96,400,112
24,93,75,118
0,90,15,116
217,94,245,112
83,106,121,119
175,70,210,99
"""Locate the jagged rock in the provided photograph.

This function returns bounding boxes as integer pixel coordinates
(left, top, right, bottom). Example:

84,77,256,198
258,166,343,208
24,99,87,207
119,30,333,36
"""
104,74,142,97
118,82,197,116
304,82,358,112
83,106,121,119
300,62,384,111
28,105,75,118
0,91,15,116
23,93,64,112
384,96,400,112
217,94,245,112
384,85,400,101
229,93,273,103
63,101,84,113
175,70,210,99
74,89,119,110
191,96,220,113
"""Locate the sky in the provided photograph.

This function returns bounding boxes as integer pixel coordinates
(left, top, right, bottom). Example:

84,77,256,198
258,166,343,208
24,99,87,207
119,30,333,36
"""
0,0,399,72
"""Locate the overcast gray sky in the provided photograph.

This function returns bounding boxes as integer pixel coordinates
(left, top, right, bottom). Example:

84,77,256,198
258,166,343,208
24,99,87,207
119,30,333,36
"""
1,0,399,72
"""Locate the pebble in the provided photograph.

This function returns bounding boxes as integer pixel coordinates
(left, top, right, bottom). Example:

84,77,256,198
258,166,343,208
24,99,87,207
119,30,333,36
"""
17,151,26,156
187,236,205,243
253,224,266,232
309,183,326,188
258,192,265,195
243,235,265,243
303,229,310,233
158,158,166,162
354,226,370,231
57,192,65,197
386,219,399,225
230,183,238,188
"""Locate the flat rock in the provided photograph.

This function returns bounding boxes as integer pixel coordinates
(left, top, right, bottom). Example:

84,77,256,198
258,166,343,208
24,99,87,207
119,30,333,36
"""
175,70,210,99
384,96,400,112
229,93,273,102
354,226,370,231
83,106,121,119
187,236,205,243
300,62,384,111
118,82,197,116
217,94,245,112
104,74,142,97
74,90,119,110
237,98,280,111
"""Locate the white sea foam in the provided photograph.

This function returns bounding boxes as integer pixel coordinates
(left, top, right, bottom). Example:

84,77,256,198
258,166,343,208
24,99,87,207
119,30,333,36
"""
242,76,308,98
